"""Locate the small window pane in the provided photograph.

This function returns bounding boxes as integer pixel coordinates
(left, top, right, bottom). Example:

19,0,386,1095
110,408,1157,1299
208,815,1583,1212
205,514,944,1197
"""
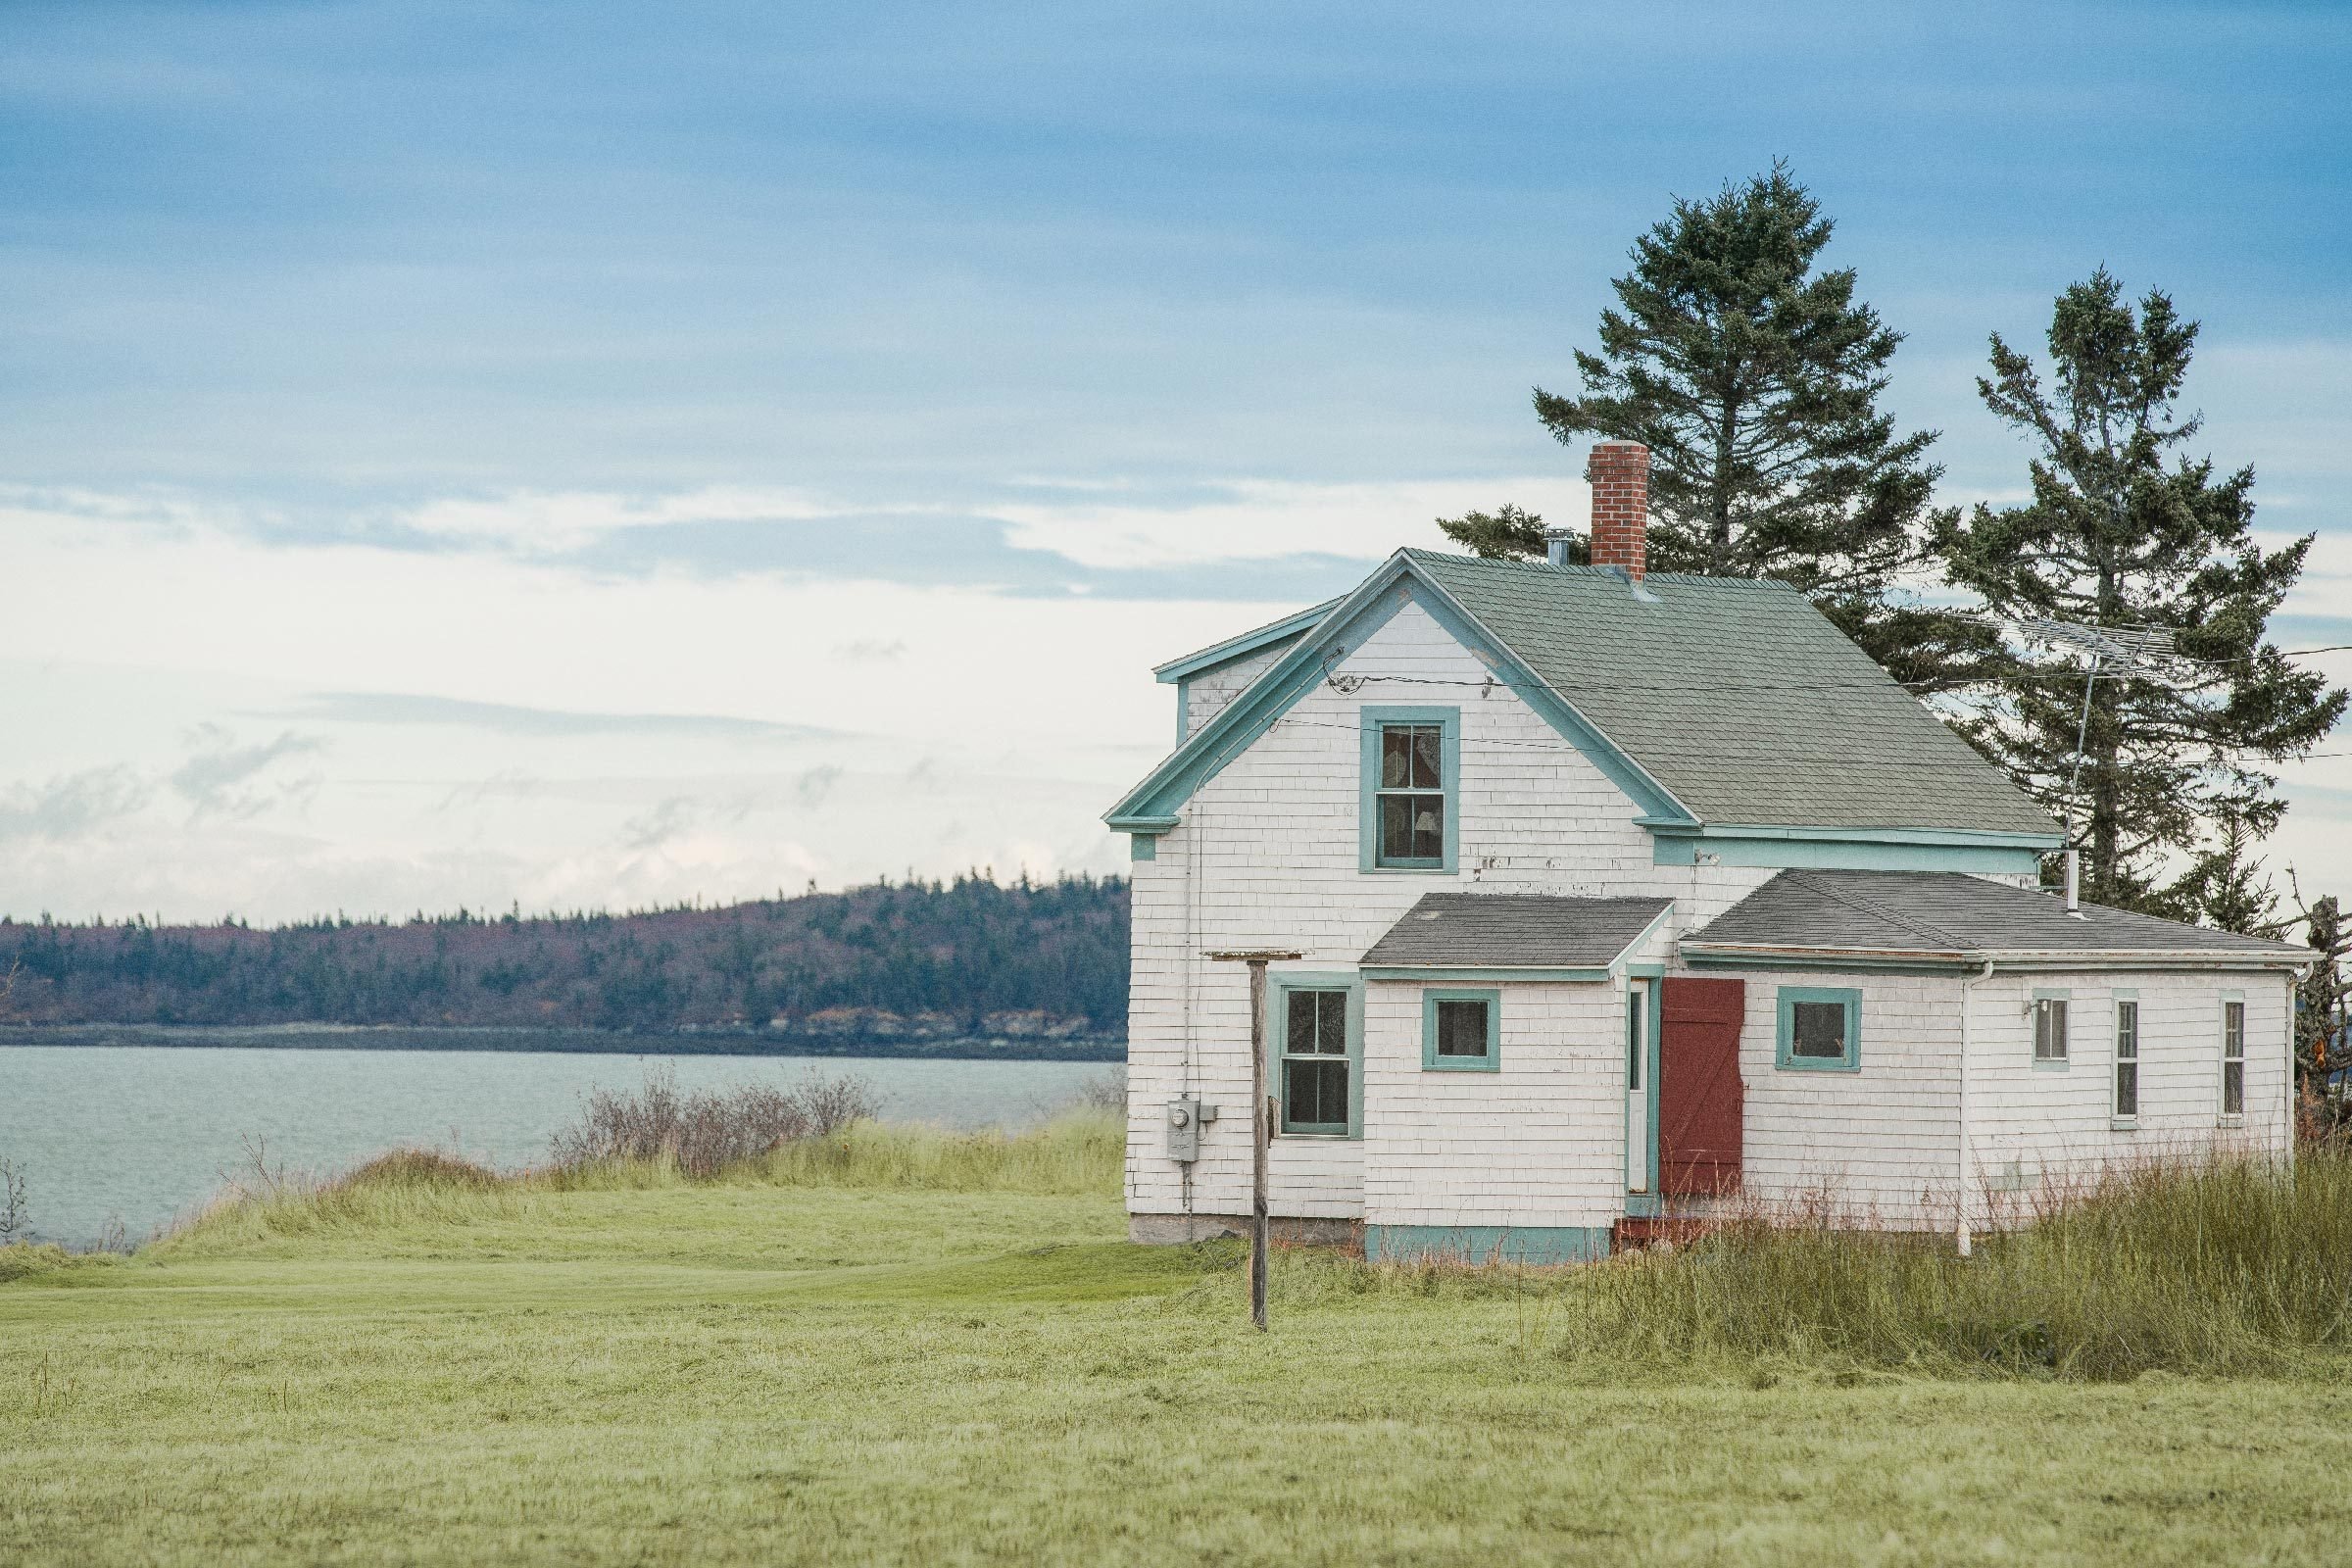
1436,999,1490,1057
2115,1001,2138,1118
1410,795,1445,859
1287,991,1317,1054
1285,1058,1348,1130
2225,1002,2245,1059
1790,1001,1847,1059
1314,990,1347,1054
1381,728,1411,789
1410,726,1443,789
2116,1061,2139,1119
2034,1000,2070,1061
2224,1061,2245,1116
1627,991,1644,1091
1380,795,1414,860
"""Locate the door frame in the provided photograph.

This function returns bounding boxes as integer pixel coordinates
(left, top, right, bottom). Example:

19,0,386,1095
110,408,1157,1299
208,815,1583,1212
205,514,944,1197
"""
1624,971,1664,1218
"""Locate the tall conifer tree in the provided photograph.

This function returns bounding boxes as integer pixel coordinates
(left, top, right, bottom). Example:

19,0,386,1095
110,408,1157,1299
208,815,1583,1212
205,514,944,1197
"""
1443,163,1991,688
1941,269,2346,917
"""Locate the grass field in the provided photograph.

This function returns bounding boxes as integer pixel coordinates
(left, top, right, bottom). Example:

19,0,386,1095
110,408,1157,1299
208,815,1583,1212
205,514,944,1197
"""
7,1118,2352,1566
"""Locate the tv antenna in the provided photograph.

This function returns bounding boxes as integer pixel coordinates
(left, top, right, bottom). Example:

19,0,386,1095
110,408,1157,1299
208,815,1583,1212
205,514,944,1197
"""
2015,616,2182,910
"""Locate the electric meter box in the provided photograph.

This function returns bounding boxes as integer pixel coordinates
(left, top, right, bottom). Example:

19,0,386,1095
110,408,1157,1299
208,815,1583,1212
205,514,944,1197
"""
1164,1097,1219,1162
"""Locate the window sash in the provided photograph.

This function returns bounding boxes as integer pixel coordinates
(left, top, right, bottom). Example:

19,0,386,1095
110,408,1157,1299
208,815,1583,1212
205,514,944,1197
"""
1435,999,1491,1058
1789,1001,1848,1060
1279,987,1353,1135
2223,1001,2246,1116
2115,1001,2139,1119
1373,722,1447,866
2034,999,2070,1061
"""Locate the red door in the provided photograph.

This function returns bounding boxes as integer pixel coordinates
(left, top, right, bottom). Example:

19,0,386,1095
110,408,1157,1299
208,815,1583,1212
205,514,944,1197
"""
1659,977,1744,1198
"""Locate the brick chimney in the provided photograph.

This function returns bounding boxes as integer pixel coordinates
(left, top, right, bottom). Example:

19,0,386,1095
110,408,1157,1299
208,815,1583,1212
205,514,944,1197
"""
1587,441,1650,581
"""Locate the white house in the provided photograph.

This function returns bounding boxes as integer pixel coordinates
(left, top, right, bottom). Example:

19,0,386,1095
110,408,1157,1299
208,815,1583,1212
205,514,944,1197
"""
1105,441,2313,1263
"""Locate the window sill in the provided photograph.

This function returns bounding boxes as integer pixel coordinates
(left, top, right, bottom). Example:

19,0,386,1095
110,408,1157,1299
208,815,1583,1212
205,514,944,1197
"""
2110,1117,2138,1132
1275,1129,1352,1141
1362,863,1455,875
1775,1058,1860,1074
2032,1057,2071,1070
1421,1058,1499,1073
2218,1114,2245,1129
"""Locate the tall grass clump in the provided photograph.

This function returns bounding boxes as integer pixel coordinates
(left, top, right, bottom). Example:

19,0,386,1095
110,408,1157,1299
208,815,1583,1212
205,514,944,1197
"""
756,1108,1122,1196
547,1066,879,1178
1556,1149,2352,1380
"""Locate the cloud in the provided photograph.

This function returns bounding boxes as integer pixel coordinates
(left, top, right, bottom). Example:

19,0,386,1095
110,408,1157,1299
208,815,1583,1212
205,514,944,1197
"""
795,764,844,808
0,765,151,841
396,486,862,556
171,725,326,820
282,692,842,743
833,639,906,664
992,475,1589,570
619,795,701,852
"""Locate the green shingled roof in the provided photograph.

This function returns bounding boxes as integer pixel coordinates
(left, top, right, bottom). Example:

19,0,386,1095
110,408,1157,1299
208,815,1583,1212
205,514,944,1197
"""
1403,551,2056,836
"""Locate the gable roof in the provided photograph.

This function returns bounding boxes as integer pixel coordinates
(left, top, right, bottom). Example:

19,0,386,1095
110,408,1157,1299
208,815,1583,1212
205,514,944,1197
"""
1402,553,2054,835
1683,869,2313,969
1107,549,2059,841
1361,893,1672,974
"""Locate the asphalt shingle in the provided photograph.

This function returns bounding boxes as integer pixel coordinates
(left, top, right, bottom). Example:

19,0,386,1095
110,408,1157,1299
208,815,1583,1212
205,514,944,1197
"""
1686,869,2311,960
1403,551,2058,836
1361,893,1673,969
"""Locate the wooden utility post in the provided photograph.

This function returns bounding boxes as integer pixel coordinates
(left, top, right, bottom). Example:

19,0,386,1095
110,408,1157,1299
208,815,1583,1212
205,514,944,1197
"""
1208,949,1300,1331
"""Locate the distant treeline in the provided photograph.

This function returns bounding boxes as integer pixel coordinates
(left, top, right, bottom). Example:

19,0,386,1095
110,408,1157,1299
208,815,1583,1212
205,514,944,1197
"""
0,874,1129,1044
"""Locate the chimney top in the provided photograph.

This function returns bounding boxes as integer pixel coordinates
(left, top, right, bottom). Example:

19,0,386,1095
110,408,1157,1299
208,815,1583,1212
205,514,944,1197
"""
1587,441,1649,583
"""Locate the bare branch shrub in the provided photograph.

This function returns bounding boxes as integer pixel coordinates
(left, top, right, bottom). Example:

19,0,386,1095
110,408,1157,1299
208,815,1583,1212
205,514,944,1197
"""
548,1065,878,1178
0,1154,29,1243
1067,1067,1127,1113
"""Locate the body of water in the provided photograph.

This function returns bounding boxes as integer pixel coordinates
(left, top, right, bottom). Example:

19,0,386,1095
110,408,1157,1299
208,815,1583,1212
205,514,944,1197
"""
0,1041,1111,1249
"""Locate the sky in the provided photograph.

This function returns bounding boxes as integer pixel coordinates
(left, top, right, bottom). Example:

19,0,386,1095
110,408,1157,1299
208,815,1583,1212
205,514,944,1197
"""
3,1,2349,924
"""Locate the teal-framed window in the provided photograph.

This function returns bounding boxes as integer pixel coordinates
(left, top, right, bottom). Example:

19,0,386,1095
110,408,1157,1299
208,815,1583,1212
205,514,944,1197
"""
1359,706,1459,872
2222,993,2246,1119
1775,985,1860,1073
2113,993,2139,1122
2033,990,2071,1068
1270,972,1363,1137
1421,987,1500,1072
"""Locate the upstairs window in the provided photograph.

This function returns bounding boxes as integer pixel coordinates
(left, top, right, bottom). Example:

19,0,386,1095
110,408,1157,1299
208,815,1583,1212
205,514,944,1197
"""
1359,708,1457,872
2223,999,2246,1118
2114,1000,2139,1121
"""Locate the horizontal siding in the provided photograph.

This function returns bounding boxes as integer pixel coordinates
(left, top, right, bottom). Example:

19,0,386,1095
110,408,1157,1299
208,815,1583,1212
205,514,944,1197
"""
1362,980,1627,1229
1736,969,1964,1229
1184,642,1291,735
1966,969,2293,1222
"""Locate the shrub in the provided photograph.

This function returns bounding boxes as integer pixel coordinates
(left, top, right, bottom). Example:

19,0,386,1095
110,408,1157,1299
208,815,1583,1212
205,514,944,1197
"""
547,1066,880,1178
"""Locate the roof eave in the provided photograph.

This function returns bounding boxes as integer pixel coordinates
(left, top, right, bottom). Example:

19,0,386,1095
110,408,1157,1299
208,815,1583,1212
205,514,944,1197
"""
1151,599,1343,683
1680,941,2317,973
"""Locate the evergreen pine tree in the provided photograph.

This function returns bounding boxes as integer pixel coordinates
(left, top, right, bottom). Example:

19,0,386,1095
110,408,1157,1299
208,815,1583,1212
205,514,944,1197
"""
1504,162,1995,689
1941,269,2346,916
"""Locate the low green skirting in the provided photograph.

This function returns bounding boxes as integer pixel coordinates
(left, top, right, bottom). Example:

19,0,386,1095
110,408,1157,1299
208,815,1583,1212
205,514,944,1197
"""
1363,1224,1612,1265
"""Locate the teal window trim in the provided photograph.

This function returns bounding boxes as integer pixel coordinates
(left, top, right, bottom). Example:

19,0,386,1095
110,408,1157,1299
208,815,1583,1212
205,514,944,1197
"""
2033,988,2071,1069
1775,985,1861,1073
1421,986,1500,1072
1268,971,1364,1138
1360,706,1460,873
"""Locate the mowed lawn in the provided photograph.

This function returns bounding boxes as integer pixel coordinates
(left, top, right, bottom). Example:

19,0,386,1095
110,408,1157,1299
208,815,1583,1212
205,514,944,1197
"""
6,1160,2352,1565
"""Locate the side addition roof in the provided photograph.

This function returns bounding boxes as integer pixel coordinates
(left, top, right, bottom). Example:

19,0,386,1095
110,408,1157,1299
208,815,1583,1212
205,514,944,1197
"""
1683,869,2314,971
1361,893,1673,979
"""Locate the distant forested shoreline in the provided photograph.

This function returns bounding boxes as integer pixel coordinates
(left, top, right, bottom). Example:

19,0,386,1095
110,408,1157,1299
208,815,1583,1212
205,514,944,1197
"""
0,875,1128,1052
